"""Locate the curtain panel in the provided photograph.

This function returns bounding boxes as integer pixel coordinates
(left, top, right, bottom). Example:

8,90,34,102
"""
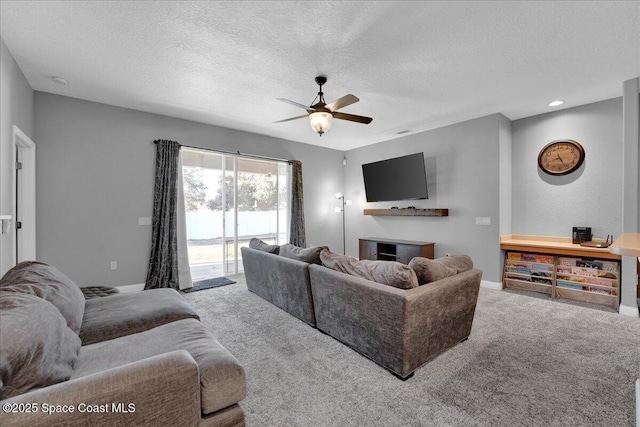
289,160,306,248
145,140,180,290
176,150,193,290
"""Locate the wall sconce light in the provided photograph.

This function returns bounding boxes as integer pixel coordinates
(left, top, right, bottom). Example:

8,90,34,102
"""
335,193,352,254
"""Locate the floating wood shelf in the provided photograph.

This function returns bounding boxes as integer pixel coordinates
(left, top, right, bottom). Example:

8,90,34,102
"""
363,208,449,217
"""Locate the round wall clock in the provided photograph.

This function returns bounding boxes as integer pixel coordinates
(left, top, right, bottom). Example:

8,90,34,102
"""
537,139,585,176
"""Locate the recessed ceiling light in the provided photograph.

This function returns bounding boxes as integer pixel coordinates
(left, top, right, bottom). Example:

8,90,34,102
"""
51,76,68,85
548,100,564,107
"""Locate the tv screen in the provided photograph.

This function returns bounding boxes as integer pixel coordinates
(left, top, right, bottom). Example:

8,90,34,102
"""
362,153,428,202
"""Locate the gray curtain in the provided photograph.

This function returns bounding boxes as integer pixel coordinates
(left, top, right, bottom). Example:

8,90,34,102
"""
289,160,306,247
145,140,180,290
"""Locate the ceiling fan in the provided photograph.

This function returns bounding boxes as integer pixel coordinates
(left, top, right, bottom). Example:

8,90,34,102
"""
274,76,373,136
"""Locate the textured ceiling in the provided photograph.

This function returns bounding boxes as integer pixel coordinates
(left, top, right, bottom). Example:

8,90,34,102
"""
1,1,639,151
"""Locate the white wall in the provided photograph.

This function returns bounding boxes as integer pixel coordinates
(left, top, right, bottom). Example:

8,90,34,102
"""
0,37,34,275
511,98,623,239
344,114,504,283
34,92,344,286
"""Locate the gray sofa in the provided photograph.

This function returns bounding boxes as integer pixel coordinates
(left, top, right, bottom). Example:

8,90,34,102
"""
241,246,316,326
0,261,246,427
309,264,482,379
241,245,482,379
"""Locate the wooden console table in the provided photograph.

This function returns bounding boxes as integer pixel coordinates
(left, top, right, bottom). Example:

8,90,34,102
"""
500,234,622,309
359,238,434,264
500,234,621,260
609,233,640,257
609,233,640,315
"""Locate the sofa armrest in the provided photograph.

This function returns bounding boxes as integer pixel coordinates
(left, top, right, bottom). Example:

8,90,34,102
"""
241,246,316,326
1,350,201,427
402,268,482,374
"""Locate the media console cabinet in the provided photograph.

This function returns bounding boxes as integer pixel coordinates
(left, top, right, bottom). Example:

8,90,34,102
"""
359,238,435,264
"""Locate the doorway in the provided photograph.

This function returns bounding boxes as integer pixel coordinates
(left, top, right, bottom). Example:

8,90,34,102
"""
181,148,289,281
12,125,36,264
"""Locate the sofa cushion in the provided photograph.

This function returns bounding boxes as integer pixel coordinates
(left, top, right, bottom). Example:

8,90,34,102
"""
79,288,200,345
80,285,120,300
409,255,474,285
75,318,245,415
0,261,85,334
0,292,81,400
249,238,280,255
279,244,327,265
320,249,419,289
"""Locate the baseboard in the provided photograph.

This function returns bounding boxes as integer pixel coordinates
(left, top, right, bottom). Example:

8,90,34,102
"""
480,280,503,291
636,378,640,427
116,283,145,293
619,304,639,318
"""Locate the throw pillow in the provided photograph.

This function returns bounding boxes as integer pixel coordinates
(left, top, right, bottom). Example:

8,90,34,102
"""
0,292,81,400
279,244,328,265
249,238,280,255
0,261,86,334
409,255,473,285
320,249,419,290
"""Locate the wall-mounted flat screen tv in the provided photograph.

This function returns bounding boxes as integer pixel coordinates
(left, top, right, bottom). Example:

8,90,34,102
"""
362,152,428,202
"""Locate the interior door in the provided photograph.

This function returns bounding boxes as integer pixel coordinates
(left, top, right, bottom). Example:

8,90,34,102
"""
13,126,36,264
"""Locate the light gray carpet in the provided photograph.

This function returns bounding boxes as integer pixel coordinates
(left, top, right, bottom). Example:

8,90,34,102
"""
183,275,640,427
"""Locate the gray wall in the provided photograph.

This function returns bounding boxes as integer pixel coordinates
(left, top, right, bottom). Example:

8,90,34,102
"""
25,83,637,290
344,114,503,283
0,37,34,275
34,92,344,286
498,115,512,236
511,98,623,239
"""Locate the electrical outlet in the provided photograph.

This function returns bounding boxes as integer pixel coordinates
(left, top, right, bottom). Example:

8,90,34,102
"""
110,261,117,271
475,217,491,226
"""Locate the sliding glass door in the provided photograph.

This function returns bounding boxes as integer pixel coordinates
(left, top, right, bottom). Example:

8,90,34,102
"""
181,148,288,281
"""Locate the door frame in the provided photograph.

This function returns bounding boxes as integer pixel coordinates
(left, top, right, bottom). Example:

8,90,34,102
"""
12,125,36,263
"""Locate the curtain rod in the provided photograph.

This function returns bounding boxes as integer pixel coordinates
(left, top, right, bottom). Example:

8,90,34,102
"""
153,140,293,164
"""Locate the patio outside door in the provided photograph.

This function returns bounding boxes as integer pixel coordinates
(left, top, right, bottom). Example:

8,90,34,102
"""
181,148,288,280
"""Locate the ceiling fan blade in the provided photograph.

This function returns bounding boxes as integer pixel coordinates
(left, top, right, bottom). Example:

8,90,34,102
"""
332,111,372,124
276,98,313,112
326,94,359,112
273,114,309,124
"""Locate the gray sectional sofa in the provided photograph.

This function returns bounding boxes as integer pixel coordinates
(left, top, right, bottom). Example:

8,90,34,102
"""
241,246,316,326
0,261,246,427
241,244,482,380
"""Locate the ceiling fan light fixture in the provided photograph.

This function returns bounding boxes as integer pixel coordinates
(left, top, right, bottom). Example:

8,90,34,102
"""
309,111,332,136
276,76,371,136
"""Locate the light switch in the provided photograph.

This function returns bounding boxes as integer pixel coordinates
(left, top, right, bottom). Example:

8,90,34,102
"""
138,217,152,226
1,217,11,234
475,217,491,226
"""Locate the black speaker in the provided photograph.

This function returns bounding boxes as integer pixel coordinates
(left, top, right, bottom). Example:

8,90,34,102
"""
572,227,592,244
